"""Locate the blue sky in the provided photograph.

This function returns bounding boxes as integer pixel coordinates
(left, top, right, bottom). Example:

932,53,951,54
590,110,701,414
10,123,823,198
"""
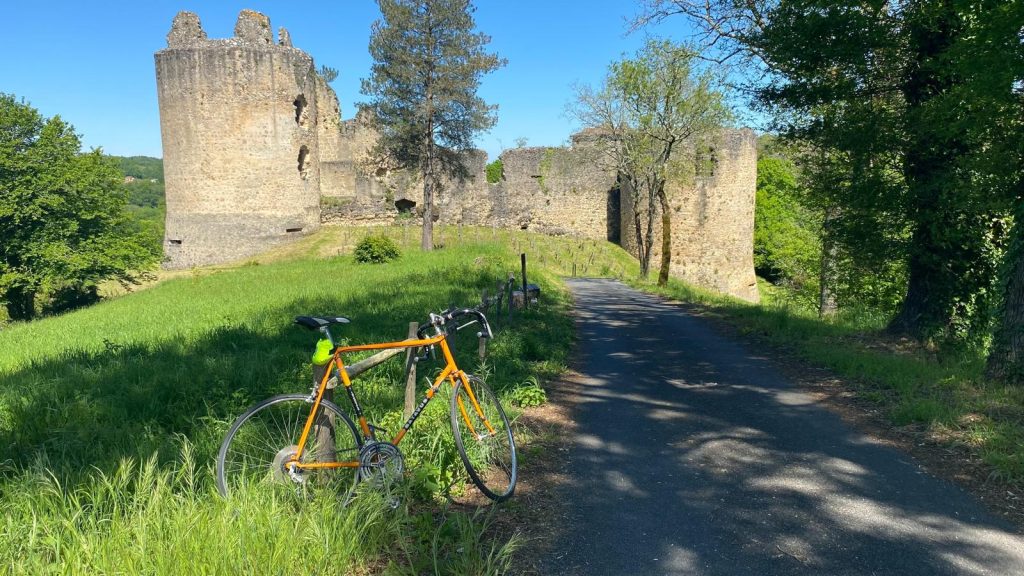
1,1,700,161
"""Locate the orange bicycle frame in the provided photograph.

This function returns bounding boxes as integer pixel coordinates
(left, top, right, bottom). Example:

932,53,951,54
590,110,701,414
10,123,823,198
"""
288,329,484,470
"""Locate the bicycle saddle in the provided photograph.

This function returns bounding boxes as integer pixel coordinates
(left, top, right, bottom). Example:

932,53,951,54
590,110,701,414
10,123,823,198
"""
294,316,350,330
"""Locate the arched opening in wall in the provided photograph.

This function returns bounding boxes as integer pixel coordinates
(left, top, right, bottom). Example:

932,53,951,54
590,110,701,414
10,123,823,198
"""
294,94,308,127
297,145,310,180
395,198,416,214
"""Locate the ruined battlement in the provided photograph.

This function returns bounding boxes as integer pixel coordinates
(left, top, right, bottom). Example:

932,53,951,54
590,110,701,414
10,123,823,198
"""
155,10,758,302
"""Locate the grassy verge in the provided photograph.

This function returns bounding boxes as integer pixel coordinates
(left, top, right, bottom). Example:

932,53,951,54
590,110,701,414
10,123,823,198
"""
629,275,1024,486
0,236,578,574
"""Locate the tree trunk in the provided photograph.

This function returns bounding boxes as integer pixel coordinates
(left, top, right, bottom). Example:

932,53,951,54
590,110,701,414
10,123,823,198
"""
421,172,434,251
5,285,36,321
818,206,839,317
642,178,657,280
628,177,651,278
421,133,435,251
888,3,965,338
657,185,671,286
986,190,1024,384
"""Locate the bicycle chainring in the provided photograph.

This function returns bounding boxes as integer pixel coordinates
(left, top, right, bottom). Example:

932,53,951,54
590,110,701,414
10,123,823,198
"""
357,441,405,485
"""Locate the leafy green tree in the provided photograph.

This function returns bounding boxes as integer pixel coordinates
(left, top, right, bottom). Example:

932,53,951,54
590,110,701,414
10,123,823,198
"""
361,0,504,251
636,0,1009,342
961,0,1024,381
754,155,820,302
572,39,732,283
485,158,503,183
0,95,160,320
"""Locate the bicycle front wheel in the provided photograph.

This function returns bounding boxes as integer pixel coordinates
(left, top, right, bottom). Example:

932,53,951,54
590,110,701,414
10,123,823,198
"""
217,394,362,498
450,376,517,502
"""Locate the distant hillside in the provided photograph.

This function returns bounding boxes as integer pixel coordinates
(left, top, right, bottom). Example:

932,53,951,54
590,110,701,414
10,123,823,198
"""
113,155,163,182
107,156,165,250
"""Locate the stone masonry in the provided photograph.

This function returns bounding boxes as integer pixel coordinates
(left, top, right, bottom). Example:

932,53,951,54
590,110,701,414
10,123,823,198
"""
156,10,324,268
155,10,759,302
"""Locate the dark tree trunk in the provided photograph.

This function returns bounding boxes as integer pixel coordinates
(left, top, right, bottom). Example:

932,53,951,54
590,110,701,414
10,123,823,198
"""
887,2,965,338
657,186,671,287
986,188,1024,384
421,135,435,251
5,285,36,321
421,173,435,251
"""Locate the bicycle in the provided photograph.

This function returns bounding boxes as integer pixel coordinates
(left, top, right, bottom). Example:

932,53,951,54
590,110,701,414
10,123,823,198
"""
215,307,517,502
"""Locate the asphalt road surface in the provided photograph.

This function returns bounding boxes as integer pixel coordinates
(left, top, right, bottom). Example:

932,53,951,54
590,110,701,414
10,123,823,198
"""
544,278,1024,576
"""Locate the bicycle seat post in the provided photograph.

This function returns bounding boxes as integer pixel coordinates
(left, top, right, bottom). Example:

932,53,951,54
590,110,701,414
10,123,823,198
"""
320,326,336,347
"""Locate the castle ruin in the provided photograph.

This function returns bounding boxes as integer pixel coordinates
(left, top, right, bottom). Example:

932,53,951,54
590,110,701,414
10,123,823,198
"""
155,10,759,302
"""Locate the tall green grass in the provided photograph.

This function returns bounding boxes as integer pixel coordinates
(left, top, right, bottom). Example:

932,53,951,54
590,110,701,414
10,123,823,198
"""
0,239,572,574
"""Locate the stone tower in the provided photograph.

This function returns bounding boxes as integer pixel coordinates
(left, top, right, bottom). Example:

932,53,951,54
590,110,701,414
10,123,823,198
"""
155,10,327,268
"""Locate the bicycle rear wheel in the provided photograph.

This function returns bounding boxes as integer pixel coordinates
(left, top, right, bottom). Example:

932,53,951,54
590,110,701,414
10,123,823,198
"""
217,394,362,498
449,376,517,502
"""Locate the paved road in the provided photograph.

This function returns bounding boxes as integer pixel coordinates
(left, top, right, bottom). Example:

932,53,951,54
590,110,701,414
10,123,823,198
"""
544,279,1024,576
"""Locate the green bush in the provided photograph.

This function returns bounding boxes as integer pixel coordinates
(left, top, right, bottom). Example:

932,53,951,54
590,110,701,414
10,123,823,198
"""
353,235,401,263
509,377,547,407
485,159,503,184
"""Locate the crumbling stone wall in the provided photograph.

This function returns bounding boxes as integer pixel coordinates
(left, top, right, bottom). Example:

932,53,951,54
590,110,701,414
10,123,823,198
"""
156,9,758,303
320,111,490,227
619,129,760,302
486,140,616,238
156,10,325,268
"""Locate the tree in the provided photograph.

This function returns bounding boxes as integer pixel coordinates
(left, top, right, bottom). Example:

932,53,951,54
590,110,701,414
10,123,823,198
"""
963,0,1024,381
572,39,732,283
754,154,821,304
361,0,504,251
636,1,1008,342
0,94,160,321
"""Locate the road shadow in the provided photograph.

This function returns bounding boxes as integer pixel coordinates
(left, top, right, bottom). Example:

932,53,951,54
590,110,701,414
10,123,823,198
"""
544,278,1024,576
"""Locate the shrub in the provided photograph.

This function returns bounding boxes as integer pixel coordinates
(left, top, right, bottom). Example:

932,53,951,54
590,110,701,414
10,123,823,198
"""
509,378,547,407
485,159,503,184
353,235,400,263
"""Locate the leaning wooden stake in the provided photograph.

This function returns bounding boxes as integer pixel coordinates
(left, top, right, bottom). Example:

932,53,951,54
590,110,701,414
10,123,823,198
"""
403,322,419,419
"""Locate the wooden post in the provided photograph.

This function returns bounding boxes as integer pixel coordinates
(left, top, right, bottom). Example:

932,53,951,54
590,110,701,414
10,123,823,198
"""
507,273,515,323
312,361,336,462
521,253,528,309
495,278,504,319
403,322,419,419
481,288,489,312
478,335,487,361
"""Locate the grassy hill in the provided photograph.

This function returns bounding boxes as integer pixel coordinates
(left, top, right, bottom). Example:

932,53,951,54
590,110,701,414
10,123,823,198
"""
0,233,637,574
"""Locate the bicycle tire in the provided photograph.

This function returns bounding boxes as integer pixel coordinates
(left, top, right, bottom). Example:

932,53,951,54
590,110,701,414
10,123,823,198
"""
216,393,362,498
449,376,517,502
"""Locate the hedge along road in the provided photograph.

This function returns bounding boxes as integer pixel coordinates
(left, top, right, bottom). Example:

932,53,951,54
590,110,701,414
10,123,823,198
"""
543,278,1024,576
